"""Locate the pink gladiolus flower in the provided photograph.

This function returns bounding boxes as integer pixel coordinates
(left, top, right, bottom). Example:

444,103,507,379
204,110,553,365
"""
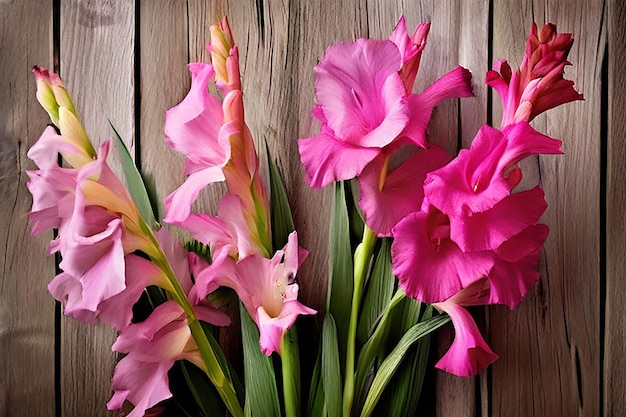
298,38,409,188
163,62,229,224
107,301,218,417
424,122,562,219
389,16,431,92
357,145,451,236
392,193,549,306
433,279,498,377
486,23,583,128
190,231,316,355
164,18,271,255
391,205,494,304
298,17,472,236
32,66,96,167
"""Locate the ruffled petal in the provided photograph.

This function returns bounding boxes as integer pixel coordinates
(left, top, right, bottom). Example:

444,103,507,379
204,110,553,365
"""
434,299,498,376
392,208,494,303
298,133,381,188
449,187,548,252
358,146,451,236
164,63,229,167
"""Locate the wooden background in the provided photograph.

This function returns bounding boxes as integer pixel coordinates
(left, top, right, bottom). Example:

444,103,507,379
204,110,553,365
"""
1,0,623,416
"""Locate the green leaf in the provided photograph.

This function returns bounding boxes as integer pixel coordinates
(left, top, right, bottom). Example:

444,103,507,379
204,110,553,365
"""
357,238,395,345
109,121,158,229
359,314,450,417
354,290,405,401
267,142,295,250
179,361,221,417
307,351,326,417
240,303,281,417
321,314,342,417
281,326,301,417
377,306,434,417
327,182,354,372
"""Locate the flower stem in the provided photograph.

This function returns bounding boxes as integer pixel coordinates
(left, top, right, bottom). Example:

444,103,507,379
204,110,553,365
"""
142,222,244,417
343,226,377,417
281,327,301,417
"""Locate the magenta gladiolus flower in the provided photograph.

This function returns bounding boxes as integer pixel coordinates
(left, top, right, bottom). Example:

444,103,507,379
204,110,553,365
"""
486,23,583,128
298,38,409,188
190,231,316,355
298,17,473,236
391,205,494,304
424,122,562,219
389,16,430,92
433,279,498,377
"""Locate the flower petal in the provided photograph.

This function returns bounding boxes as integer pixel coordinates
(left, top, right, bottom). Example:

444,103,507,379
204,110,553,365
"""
434,299,498,376
358,146,451,236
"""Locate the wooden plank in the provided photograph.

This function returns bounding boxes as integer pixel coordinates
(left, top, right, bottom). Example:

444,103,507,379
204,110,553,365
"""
0,1,56,416
488,1,604,416
59,1,135,415
604,0,626,415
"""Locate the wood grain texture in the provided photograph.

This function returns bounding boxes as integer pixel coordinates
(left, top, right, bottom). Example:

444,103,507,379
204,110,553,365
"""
489,1,604,416
604,0,626,415
59,1,135,415
0,1,56,416
0,1,619,416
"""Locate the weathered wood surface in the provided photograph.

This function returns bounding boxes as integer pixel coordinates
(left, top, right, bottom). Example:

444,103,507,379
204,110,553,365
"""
0,0,621,416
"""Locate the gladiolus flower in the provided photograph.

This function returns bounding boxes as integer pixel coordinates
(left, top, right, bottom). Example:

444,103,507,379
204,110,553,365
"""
389,16,431,92
433,279,498,377
190,231,316,355
107,301,220,417
486,23,583,128
32,66,96,167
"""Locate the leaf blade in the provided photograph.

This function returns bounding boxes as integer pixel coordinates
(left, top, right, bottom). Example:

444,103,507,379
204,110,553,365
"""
109,121,158,228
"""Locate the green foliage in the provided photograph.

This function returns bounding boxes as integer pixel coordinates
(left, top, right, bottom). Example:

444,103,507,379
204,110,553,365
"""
109,121,158,229
357,238,395,345
321,314,342,417
240,303,281,417
327,182,354,373
359,314,450,417
267,143,295,250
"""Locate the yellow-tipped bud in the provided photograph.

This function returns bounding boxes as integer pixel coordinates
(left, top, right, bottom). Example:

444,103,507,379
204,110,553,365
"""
33,66,96,166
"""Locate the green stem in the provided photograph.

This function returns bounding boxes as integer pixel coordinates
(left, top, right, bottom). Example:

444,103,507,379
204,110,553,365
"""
342,226,377,417
142,221,245,417
281,327,301,417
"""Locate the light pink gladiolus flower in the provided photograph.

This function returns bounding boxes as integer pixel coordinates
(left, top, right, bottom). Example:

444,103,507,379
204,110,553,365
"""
164,17,272,255
190,231,316,355
163,62,229,224
107,301,226,417
32,66,96,167
486,23,583,128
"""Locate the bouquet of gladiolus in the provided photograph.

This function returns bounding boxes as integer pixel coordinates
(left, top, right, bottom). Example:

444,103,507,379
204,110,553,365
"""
25,15,581,417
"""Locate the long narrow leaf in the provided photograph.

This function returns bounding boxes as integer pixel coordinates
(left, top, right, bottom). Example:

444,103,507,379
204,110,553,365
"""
357,238,395,345
267,143,295,250
109,121,158,228
328,182,354,373
359,314,450,417
307,351,326,417
240,303,281,417
321,314,342,417
354,290,405,399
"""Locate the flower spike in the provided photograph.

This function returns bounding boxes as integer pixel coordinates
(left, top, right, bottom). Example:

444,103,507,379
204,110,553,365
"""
486,23,583,128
